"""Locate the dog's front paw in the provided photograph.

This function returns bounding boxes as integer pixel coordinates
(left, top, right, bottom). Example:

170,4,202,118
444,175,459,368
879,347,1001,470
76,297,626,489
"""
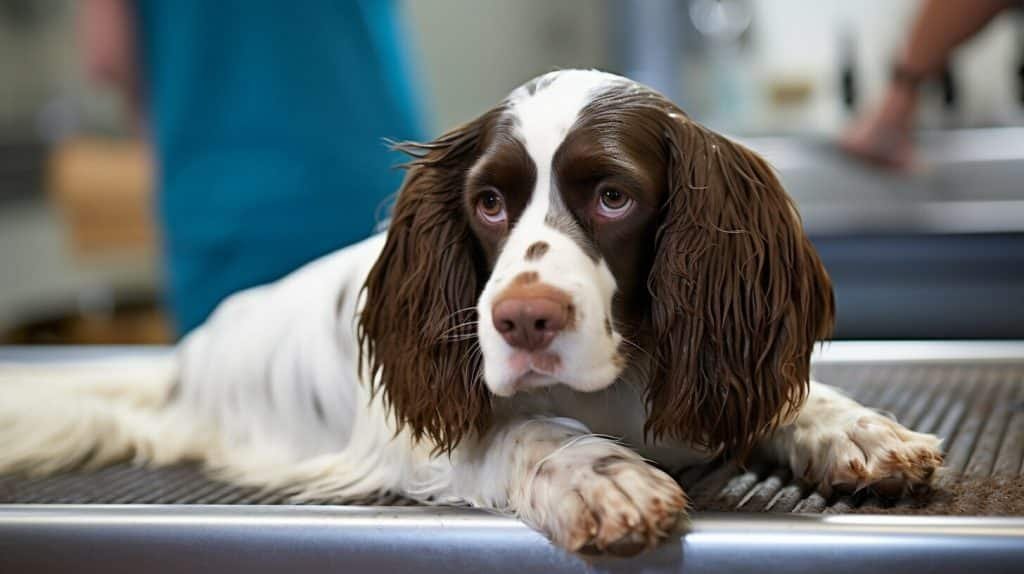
522,447,688,556
795,408,943,498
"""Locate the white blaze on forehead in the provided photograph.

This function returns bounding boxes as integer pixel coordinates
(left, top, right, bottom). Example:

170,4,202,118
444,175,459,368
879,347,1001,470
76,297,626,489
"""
508,70,623,166
507,70,627,222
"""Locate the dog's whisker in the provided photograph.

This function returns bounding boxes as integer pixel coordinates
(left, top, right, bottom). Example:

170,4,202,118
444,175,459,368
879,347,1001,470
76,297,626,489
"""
441,321,479,336
618,335,653,362
442,306,478,323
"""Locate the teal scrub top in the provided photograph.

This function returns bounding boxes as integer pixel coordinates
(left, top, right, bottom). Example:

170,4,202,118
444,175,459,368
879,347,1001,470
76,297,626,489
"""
136,0,422,335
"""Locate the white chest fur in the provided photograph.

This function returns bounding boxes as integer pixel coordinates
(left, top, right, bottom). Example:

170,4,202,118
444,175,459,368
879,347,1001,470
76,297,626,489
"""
494,382,712,470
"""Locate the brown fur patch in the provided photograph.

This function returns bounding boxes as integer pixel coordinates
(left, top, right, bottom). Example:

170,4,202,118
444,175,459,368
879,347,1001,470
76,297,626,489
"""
535,462,555,479
311,391,326,423
525,241,550,261
849,458,869,480
512,271,539,286
885,449,907,467
496,281,571,306
802,460,815,481
591,455,629,475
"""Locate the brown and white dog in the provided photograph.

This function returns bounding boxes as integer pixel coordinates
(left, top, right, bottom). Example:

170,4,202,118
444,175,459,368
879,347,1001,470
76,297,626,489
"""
0,70,942,556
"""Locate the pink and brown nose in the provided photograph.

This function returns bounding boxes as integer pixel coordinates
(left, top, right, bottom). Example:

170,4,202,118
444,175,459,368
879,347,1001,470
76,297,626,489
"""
491,272,575,351
492,296,569,350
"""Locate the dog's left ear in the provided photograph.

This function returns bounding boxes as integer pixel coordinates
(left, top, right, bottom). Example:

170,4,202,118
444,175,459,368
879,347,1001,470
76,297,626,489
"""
645,116,835,459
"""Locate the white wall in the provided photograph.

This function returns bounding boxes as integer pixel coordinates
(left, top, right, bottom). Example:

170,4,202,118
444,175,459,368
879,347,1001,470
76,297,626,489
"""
402,0,613,133
405,0,1024,135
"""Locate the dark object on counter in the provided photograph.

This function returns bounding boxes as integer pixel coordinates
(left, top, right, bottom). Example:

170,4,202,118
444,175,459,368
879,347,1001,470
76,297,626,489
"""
839,28,858,111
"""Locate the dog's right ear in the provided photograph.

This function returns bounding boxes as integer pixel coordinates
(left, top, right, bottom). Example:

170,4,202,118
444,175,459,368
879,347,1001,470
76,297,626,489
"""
358,106,505,453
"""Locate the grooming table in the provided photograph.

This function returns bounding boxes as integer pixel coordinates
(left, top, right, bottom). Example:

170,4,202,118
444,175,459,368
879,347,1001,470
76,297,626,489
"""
2,342,1023,572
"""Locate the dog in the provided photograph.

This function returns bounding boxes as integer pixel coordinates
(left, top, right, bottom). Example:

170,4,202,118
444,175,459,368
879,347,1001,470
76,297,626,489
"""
0,70,942,556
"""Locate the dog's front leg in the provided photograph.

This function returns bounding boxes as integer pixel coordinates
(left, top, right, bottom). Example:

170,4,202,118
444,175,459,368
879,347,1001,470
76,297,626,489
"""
764,381,944,497
449,417,687,556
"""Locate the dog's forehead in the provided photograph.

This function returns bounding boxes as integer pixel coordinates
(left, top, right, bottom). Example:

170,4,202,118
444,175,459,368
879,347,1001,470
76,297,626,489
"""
507,70,630,161
486,71,645,266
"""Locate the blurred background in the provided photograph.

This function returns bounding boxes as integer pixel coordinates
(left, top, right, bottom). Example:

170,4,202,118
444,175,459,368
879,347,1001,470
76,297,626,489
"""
0,0,1021,344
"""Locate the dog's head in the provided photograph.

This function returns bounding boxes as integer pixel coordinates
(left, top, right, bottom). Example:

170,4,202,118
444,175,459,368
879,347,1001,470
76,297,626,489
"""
359,70,834,456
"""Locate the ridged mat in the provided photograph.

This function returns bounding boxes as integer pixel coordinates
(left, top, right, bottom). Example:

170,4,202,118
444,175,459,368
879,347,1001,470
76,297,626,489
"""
3,361,1023,514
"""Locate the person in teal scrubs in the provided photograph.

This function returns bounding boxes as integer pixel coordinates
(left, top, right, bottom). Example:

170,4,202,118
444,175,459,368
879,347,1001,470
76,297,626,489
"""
81,0,422,335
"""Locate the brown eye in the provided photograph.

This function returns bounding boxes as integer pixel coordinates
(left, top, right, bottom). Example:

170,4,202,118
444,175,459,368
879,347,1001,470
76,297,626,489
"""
596,185,633,218
476,188,507,225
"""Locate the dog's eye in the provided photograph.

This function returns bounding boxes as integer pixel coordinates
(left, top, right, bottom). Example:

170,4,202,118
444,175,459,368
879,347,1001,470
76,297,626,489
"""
476,188,507,225
596,185,634,219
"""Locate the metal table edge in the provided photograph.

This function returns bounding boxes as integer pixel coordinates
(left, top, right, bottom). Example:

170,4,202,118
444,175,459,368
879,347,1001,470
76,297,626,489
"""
2,340,1023,364
2,505,1023,573
811,340,1024,364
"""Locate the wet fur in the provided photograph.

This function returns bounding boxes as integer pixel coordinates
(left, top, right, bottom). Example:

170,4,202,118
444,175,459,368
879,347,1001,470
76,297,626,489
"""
0,70,939,557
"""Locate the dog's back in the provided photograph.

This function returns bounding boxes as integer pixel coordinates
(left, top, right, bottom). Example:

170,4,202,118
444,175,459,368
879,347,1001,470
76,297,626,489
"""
0,234,386,482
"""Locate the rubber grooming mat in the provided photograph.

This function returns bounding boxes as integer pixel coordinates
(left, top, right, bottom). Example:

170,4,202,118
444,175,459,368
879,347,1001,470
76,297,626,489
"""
3,361,1023,514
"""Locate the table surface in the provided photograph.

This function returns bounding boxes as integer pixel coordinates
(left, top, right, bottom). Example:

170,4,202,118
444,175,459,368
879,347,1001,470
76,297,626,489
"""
2,341,1024,573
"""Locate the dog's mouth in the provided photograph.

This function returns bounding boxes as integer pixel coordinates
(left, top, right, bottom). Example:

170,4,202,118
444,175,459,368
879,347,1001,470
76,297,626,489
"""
512,370,558,392
508,350,561,375
496,351,563,395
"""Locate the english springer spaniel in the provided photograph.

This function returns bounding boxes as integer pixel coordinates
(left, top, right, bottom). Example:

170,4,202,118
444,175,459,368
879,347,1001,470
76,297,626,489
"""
1,70,942,556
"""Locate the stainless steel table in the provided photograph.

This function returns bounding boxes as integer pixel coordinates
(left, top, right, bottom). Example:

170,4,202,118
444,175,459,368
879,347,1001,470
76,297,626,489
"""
2,342,1024,573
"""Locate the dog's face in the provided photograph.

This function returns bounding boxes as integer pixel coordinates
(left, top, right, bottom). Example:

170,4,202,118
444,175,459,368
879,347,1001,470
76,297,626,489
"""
360,70,834,456
470,73,666,397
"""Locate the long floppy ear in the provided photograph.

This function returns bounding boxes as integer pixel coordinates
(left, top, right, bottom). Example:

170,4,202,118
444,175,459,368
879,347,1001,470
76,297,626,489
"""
358,108,502,452
645,116,835,459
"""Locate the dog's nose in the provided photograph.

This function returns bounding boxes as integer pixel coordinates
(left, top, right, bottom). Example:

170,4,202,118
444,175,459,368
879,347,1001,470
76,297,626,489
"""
492,296,568,351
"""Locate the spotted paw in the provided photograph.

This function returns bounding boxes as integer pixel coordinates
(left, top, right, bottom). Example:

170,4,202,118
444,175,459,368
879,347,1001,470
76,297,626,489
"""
796,409,943,498
522,445,688,556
